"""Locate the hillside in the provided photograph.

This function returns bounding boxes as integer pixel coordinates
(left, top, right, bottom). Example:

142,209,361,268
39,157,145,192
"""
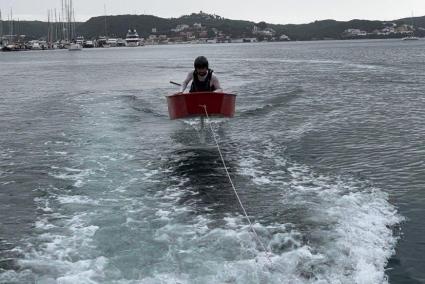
77,13,257,39
271,19,385,40
2,13,425,41
77,13,425,40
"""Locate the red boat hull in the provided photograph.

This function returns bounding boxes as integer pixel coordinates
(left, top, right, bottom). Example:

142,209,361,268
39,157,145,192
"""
167,92,236,120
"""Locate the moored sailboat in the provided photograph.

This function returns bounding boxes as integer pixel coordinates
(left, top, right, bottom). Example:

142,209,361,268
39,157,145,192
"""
402,12,421,41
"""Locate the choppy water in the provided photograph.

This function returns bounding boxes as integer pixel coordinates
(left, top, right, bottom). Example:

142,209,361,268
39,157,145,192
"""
0,40,424,283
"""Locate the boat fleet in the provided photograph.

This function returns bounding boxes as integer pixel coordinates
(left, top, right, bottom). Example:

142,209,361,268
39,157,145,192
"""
0,0,144,52
65,29,143,51
1,29,144,52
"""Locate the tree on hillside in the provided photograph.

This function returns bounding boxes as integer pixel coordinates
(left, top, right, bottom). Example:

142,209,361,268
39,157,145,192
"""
257,21,267,30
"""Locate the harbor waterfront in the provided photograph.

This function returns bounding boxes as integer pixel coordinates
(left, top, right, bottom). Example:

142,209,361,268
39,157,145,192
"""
0,40,425,283
1,10,425,52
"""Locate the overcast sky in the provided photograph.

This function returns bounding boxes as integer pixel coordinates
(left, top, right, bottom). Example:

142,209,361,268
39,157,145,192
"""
0,0,424,24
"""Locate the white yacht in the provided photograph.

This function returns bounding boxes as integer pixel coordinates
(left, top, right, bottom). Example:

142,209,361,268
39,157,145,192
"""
68,43,82,51
97,36,110,47
29,40,42,50
125,29,140,47
106,38,118,47
83,40,95,48
68,36,84,51
117,38,126,47
76,36,85,46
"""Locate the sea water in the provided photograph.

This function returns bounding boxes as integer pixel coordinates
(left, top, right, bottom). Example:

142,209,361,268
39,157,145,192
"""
1,40,424,283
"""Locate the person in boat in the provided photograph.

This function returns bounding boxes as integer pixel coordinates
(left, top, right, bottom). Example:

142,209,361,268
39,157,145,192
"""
179,56,222,93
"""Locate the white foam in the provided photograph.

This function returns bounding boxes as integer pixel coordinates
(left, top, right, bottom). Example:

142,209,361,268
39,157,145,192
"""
14,191,105,283
57,195,100,205
238,156,273,185
235,142,402,283
5,138,402,284
155,209,171,219
0,180,16,185
49,167,94,188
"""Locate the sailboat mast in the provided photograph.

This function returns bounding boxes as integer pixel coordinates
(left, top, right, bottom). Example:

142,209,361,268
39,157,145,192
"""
70,0,73,40
10,8,13,39
73,7,76,40
104,4,107,37
0,9,3,43
410,12,415,36
47,10,50,44
61,0,65,42
72,0,75,40
66,0,69,42
66,0,69,41
69,0,72,41
50,9,55,43
64,0,67,41
54,9,57,42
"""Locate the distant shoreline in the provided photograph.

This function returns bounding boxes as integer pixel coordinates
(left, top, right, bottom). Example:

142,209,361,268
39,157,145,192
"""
1,12,425,42
2,37,423,53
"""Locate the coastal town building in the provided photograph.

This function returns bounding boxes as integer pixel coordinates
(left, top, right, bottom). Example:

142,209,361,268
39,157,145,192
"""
253,25,276,37
279,34,290,41
343,29,367,37
171,24,190,33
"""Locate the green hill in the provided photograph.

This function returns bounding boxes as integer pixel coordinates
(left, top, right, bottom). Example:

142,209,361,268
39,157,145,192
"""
77,13,425,40
2,13,425,41
76,13,256,39
271,19,385,40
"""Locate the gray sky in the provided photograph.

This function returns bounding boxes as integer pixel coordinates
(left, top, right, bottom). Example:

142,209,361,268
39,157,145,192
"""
0,0,424,24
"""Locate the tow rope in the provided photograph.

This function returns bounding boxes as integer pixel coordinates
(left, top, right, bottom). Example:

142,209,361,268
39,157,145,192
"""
200,105,272,264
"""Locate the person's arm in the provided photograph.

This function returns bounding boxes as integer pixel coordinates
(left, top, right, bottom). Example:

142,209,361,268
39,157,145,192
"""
211,75,223,92
180,72,193,93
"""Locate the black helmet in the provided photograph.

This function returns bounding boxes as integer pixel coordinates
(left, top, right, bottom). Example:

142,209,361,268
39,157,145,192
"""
194,56,209,69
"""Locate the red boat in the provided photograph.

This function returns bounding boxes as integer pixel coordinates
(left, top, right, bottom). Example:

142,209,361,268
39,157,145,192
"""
166,92,236,120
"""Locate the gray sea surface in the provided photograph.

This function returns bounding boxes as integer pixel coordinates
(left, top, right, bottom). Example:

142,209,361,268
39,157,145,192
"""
0,40,424,283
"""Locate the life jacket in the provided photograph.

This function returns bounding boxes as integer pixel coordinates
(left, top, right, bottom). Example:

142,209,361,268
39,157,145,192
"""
189,69,216,93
